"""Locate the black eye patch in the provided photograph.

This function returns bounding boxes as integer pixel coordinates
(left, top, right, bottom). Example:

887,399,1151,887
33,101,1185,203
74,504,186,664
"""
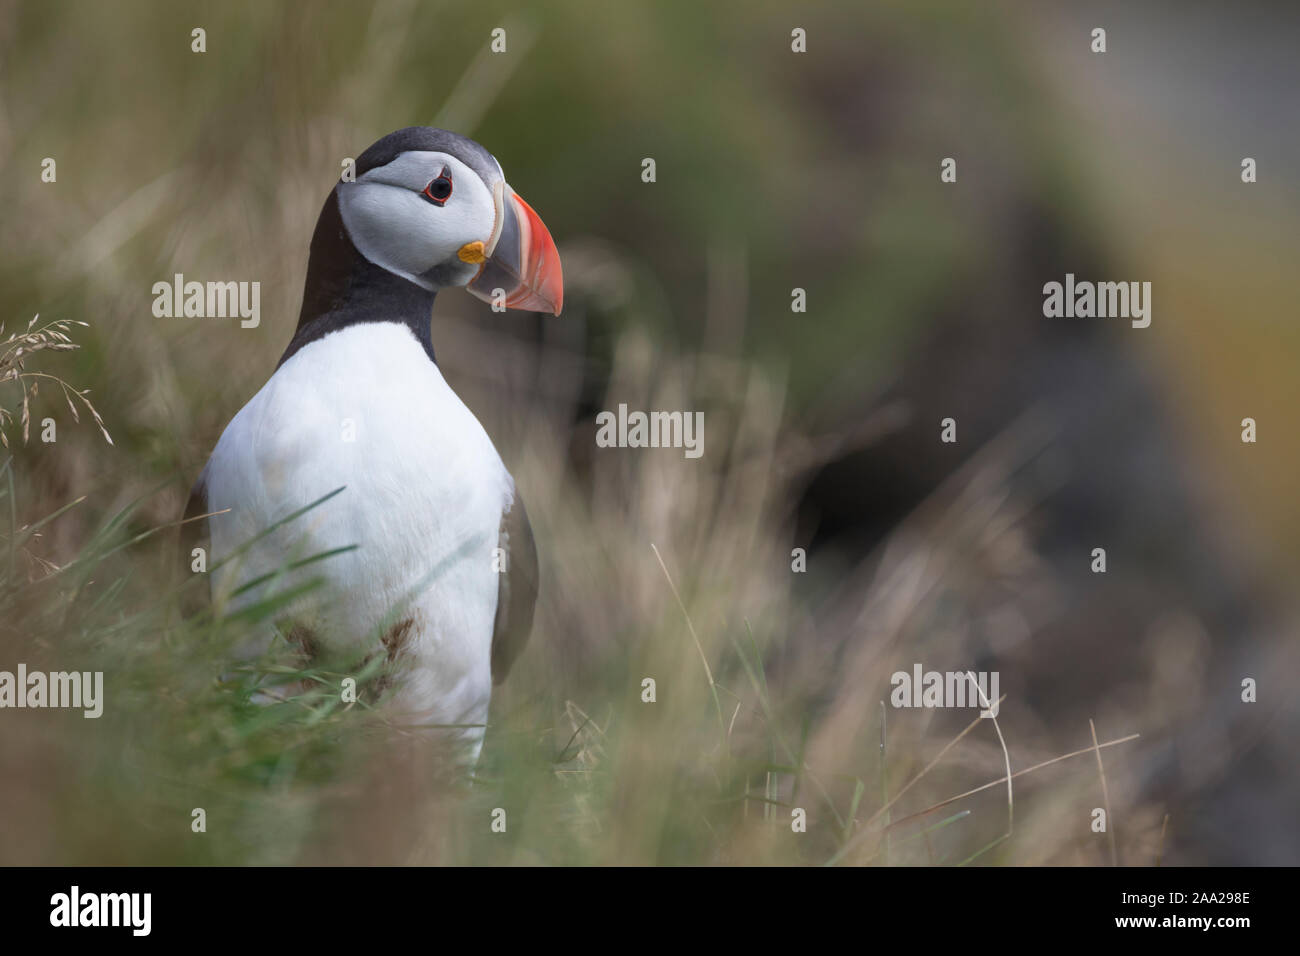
422,167,453,206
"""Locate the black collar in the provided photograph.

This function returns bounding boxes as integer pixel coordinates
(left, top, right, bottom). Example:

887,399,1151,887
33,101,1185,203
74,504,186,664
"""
278,190,436,368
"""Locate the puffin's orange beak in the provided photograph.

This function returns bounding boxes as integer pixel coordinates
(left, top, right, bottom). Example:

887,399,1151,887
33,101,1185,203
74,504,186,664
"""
465,184,563,316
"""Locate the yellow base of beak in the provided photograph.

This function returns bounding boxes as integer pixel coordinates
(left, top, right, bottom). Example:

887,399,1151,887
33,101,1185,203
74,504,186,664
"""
457,241,487,264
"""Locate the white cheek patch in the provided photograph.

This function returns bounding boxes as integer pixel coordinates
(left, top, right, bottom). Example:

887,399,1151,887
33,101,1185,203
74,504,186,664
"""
337,151,498,288
340,184,477,285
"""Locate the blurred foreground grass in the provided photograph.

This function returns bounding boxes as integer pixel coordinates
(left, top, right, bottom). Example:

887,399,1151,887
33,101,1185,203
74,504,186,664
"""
2,314,1163,866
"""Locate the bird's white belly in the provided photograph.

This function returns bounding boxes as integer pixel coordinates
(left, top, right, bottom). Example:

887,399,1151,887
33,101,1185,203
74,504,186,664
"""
204,322,511,731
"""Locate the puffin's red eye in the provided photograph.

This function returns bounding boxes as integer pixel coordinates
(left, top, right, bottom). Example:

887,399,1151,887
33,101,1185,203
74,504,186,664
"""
422,167,453,206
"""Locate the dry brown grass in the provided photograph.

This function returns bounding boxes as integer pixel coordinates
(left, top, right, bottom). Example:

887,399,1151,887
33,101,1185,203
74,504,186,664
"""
0,316,111,448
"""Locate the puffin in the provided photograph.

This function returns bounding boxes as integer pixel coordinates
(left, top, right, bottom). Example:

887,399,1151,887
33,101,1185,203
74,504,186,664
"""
186,127,561,762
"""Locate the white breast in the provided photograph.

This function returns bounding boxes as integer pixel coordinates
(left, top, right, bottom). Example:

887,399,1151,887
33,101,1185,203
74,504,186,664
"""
203,321,511,734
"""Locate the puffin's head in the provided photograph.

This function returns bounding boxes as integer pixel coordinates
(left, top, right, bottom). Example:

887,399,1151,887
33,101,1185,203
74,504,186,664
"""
336,126,563,315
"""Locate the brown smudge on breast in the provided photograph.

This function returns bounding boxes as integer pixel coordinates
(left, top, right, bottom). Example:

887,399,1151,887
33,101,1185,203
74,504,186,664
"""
285,622,319,661
381,617,415,663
